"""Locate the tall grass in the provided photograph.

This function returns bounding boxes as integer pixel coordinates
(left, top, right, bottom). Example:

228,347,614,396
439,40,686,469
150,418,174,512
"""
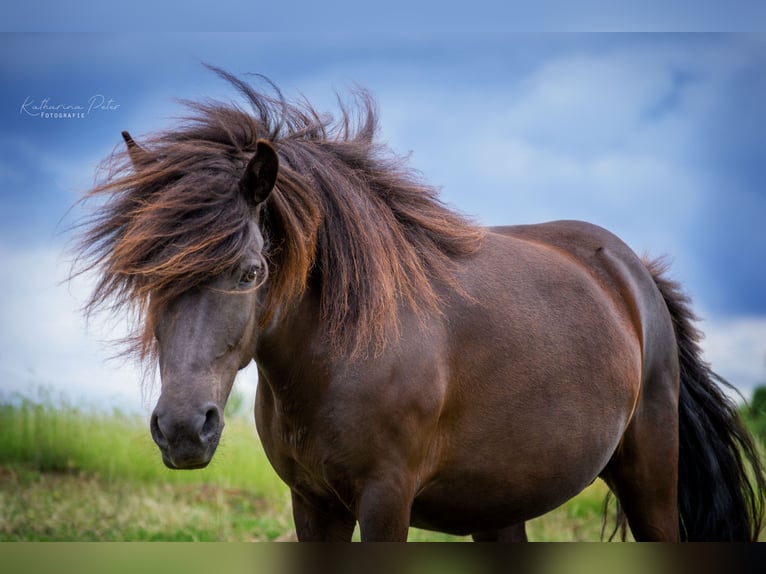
0,389,295,540
0,389,286,499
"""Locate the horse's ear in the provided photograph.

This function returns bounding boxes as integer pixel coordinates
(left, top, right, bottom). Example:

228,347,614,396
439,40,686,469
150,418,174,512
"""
240,140,278,205
121,130,146,168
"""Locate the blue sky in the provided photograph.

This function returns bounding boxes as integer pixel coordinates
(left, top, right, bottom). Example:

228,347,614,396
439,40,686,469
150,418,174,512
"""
1,33,764,411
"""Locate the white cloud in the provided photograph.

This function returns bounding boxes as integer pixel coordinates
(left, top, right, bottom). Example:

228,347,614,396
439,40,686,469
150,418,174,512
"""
356,40,763,304
0,244,144,410
700,315,766,401
0,243,260,415
502,51,673,150
352,49,707,272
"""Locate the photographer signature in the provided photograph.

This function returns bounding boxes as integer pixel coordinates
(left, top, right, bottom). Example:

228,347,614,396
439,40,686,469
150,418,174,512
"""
20,95,120,119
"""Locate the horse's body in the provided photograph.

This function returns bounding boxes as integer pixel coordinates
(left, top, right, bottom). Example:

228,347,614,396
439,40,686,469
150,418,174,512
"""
256,221,673,540
75,70,765,541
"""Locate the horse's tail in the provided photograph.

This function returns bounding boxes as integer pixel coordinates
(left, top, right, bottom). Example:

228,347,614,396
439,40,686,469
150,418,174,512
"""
646,258,765,541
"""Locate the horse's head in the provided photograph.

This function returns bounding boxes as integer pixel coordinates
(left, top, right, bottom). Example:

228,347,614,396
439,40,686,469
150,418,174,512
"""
131,134,279,469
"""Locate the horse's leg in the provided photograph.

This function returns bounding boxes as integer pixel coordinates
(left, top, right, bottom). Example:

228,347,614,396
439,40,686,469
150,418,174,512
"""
291,490,356,541
472,523,528,542
356,478,414,541
600,372,680,541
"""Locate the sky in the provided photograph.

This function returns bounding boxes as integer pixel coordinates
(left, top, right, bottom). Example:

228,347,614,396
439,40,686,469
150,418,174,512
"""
0,33,765,414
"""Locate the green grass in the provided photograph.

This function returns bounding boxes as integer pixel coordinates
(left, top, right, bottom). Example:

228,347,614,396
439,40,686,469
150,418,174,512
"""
0,466,293,541
0,390,721,542
0,390,285,496
0,390,293,541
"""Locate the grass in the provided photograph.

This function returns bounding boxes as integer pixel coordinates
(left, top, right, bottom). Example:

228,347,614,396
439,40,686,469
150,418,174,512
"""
0,389,734,542
0,466,292,541
0,390,294,541
0,389,285,494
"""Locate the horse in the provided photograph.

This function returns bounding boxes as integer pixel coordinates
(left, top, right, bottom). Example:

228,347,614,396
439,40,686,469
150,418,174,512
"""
74,69,765,541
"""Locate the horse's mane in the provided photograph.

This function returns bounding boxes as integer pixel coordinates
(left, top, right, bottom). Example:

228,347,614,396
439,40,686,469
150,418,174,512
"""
74,69,484,361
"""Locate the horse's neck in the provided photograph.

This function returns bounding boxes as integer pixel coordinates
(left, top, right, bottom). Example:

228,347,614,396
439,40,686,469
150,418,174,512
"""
255,289,329,399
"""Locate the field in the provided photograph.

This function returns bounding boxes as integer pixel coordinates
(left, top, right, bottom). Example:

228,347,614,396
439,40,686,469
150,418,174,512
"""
3,388,761,542
0,390,624,542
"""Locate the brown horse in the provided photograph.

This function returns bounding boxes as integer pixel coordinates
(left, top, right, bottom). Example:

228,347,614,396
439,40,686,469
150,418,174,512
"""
74,69,765,541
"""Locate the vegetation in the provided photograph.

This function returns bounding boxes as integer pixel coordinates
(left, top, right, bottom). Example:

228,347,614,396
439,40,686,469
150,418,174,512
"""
0,390,289,541
741,385,766,446
2,386,764,542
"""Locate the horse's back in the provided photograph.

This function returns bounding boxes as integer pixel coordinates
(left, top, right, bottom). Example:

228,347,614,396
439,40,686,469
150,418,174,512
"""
457,219,660,361
492,220,678,392
492,220,655,305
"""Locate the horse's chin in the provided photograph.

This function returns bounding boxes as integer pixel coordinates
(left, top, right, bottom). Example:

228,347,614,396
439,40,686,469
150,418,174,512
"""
156,436,219,470
160,451,214,470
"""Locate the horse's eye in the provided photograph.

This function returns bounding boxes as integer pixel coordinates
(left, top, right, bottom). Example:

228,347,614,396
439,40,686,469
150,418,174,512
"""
240,266,258,284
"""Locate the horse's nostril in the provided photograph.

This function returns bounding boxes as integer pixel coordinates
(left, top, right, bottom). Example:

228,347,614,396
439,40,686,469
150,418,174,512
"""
150,410,169,449
200,404,221,443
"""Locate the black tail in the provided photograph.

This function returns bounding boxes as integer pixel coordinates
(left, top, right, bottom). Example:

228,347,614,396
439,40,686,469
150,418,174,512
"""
647,259,766,541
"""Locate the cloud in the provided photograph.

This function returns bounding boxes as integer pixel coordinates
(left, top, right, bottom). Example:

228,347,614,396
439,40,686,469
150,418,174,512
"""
362,39,764,318
502,51,676,150
0,242,260,414
357,48,697,263
701,316,766,400
0,244,141,407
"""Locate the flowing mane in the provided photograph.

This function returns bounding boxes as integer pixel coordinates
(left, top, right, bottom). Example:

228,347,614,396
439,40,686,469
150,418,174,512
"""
74,69,484,361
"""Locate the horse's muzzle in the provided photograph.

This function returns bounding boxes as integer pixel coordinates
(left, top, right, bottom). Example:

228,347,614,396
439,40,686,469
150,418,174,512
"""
150,402,223,469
